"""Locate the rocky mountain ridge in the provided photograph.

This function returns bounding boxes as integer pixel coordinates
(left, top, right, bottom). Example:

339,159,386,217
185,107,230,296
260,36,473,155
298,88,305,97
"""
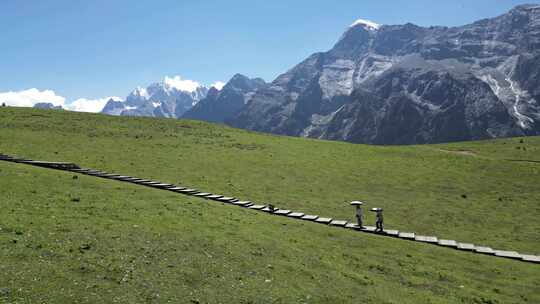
228,4,540,144
33,103,63,110
101,80,209,118
182,74,267,123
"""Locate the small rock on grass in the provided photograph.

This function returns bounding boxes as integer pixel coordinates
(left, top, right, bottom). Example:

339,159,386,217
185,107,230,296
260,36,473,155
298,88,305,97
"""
79,243,92,252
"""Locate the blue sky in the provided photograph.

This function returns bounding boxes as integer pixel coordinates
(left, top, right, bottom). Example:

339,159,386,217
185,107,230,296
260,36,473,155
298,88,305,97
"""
1,0,538,111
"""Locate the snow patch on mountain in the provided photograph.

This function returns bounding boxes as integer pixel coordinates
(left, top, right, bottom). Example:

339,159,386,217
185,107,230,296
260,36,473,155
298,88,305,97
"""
506,77,534,129
479,71,535,130
350,18,381,30
211,81,226,90
132,87,149,99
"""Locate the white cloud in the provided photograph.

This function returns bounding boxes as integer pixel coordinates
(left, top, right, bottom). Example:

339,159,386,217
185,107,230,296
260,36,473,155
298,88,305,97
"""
164,75,201,92
0,88,66,107
211,81,226,90
66,96,122,113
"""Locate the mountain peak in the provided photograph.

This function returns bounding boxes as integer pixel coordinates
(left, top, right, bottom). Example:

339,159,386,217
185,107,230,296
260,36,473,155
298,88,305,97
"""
512,3,540,11
333,19,378,57
224,74,267,92
230,3,540,144
350,18,381,30
33,102,63,110
182,74,267,124
107,97,122,102
230,73,250,82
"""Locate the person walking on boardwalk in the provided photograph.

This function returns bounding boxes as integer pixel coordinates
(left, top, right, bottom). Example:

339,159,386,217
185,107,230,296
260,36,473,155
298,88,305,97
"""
372,208,384,232
350,201,364,228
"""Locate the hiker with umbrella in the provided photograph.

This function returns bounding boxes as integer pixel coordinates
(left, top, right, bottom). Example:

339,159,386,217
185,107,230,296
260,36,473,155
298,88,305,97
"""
371,208,384,232
350,201,364,228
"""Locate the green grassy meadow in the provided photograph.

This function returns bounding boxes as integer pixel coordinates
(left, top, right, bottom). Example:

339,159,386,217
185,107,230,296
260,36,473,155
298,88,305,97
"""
0,107,539,303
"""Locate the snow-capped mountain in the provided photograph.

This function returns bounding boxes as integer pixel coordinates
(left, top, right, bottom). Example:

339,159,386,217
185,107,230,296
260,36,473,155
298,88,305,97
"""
230,4,540,144
101,77,210,118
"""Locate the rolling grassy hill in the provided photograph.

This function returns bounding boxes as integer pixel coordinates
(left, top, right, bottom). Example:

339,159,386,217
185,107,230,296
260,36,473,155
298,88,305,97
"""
1,107,539,303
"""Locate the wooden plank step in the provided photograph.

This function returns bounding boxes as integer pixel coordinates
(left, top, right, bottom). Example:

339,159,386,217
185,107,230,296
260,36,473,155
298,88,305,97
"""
207,195,223,199
144,181,162,185
474,246,495,255
123,177,141,182
152,183,174,188
521,255,540,263
86,171,105,175
383,229,399,236
301,215,318,221
361,226,377,233
494,250,522,259
248,205,266,210
93,172,110,177
169,187,187,191
134,179,151,183
179,188,198,193
194,192,212,197
274,210,291,216
398,232,415,239
437,239,458,247
345,223,360,229
315,217,332,224
218,197,236,202
414,235,438,243
70,168,89,173
456,243,475,251
233,201,253,207
329,220,348,227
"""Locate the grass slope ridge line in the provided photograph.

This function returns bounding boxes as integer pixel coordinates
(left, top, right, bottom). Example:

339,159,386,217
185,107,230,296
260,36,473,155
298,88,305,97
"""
1,152,539,264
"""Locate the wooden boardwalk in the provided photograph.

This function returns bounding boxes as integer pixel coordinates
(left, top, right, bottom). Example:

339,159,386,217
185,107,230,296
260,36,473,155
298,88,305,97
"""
1,153,538,264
